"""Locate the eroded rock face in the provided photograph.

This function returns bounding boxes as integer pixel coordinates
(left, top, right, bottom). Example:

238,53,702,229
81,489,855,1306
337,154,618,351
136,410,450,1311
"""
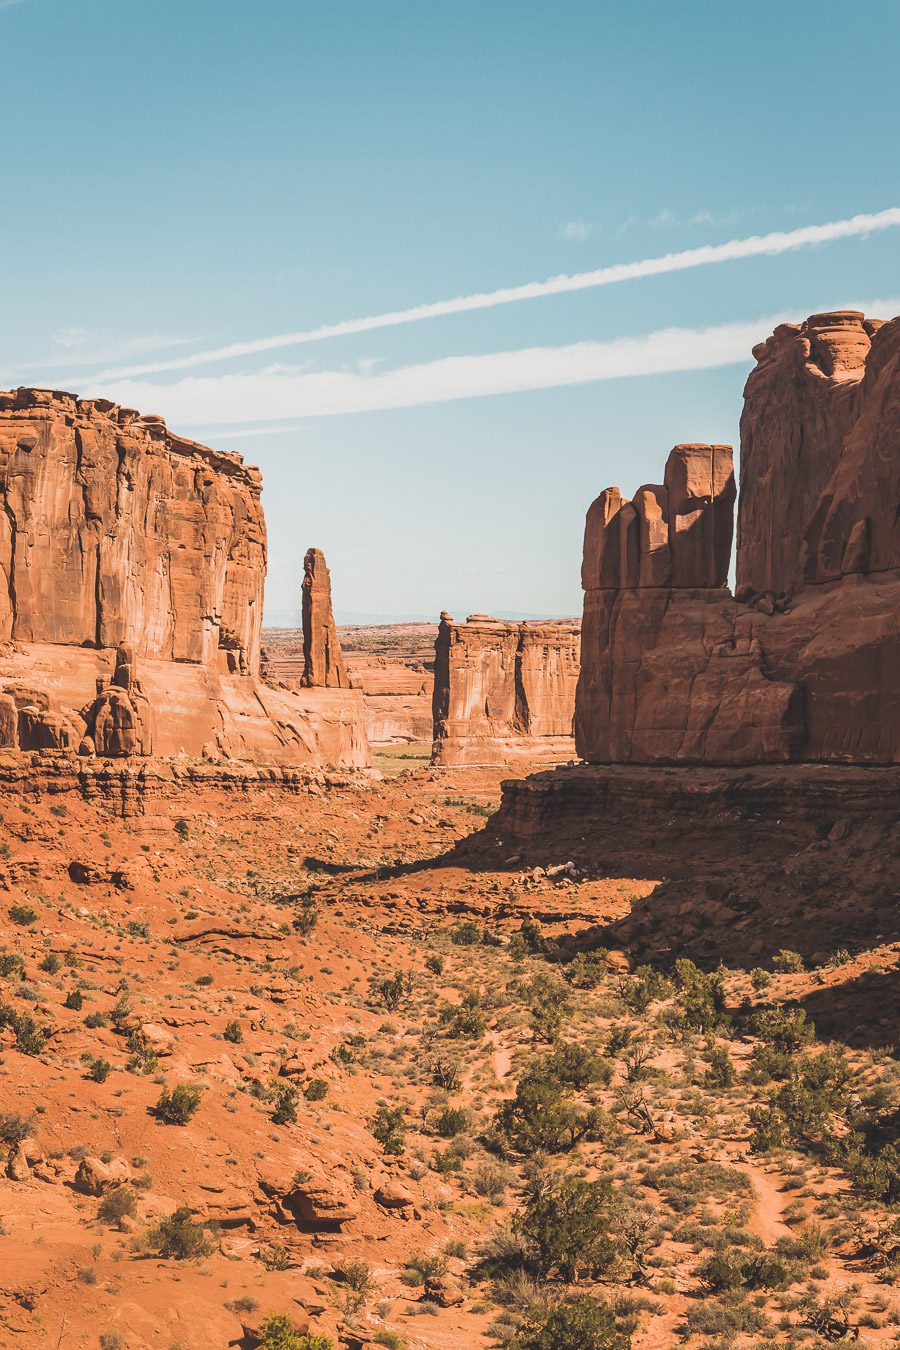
575,314,900,766
301,548,349,688
0,390,369,768
737,311,896,596
432,613,580,766
0,388,264,671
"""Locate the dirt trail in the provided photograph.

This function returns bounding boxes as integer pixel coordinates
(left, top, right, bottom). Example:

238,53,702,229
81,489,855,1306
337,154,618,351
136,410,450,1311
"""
741,1161,793,1245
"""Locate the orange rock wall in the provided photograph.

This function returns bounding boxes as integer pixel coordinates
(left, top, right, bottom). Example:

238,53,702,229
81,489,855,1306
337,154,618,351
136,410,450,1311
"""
575,313,900,767
432,615,580,766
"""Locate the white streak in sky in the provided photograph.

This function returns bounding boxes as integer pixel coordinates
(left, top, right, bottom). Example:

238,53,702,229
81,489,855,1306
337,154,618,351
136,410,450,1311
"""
87,208,900,381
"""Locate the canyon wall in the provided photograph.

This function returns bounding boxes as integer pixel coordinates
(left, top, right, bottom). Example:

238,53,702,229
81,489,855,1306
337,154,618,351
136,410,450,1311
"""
432,613,580,766
0,389,368,767
575,312,899,766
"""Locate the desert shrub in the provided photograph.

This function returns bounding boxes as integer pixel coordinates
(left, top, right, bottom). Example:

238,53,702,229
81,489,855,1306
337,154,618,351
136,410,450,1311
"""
772,948,805,972
433,1106,472,1138
620,964,673,1014
429,1054,461,1090
496,1073,606,1154
515,1173,622,1281
0,1111,34,1145
563,950,607,989
750,967,773,992
0,1007,49,1056
517,971,571,1039
304,1077,328,1101
439,992,487,1039
375,972,407,1010
642,1159,751,1212
270,1081,299,1125
223,1018,243,1044
703,1043,735,1088
97,1186,138,1227
670,959,729,1032
153,1083,203,1125
700,1249,793,1292
512,1295,629,1350
9,904,38,926
425,954,443,976
400,1252,447,1286
143,1206,213,1259
0,952,25,979
472,1159,515,1202
293,897,319,937
536,1041,613,1090
39,953,61,975
64,988,84,1010
510,918,545,956
173,818,189,841
99,1333,126,1350
84,1010,108,1029
86,1056,112,1083
450,921,481,946
372,1104,406,1154
750,1005,816,1057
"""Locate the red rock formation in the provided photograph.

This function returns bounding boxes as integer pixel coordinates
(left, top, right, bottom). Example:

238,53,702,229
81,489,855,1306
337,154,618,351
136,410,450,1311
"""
301,548,349,689
575,313,899,767
0,390,369,767
737,310,893,596
432,613,580,766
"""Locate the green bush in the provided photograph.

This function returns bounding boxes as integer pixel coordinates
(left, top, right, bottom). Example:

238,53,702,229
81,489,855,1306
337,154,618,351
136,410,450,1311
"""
372,1104,406,1155
9,904,38,926
496,1073,607,1154
154,1083,203,1125
515,1174,622,1281
143,1206,213,1259
671,959,729,1032
64,988,84,1010
563,950,607,989
86,1056,112,1083
270,1081,299,1126
450,920,481,946
259,1314,333,1349
304,1077,328,1101
513,1296,629,1350
97,1186,138,1227
433,1106,472,1138
223,1018,243,1044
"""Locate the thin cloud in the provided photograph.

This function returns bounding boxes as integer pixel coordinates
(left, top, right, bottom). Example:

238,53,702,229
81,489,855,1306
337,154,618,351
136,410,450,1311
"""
556,220,595,241
87,208,900,382
10,331,204,375
78,299,900,428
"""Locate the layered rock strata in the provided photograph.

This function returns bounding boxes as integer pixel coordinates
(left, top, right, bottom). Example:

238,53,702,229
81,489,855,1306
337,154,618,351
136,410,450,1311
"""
432,613,580,766
0,390,368,767
576,315,899,767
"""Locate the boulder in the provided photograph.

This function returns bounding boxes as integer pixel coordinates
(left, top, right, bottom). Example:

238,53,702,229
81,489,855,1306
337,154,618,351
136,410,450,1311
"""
373,1177,415,1209
73,1155,131,1196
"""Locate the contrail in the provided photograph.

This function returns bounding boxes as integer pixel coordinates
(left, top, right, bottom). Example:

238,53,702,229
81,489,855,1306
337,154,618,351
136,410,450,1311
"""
89,207,900,381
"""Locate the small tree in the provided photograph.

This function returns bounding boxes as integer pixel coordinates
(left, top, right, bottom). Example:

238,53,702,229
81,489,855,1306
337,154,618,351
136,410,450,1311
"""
154,1083,203,1125
513,1296,629,1350
372,1104,406,1155
515,1174,622,1281
144,1206,213,1259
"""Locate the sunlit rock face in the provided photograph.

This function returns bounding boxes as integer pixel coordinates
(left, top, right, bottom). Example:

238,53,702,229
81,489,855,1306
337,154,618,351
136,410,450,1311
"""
575,314,900,766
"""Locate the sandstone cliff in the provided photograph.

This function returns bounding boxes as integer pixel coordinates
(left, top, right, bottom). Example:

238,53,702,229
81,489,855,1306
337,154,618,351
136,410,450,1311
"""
575,313,899,766
0,390,368,767
432,613,580,766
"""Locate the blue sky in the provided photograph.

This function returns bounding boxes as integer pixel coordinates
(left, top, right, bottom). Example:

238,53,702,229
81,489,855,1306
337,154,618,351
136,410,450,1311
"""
2,0,898,623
